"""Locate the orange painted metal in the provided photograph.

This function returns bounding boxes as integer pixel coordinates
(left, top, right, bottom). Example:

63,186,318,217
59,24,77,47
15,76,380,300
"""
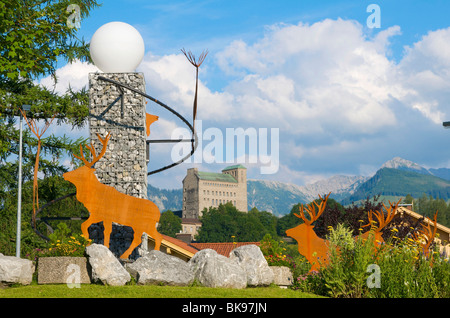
146,113,159,137
414,211,438,259
286,193,331,271
19,109,55,228
286,194,400,271
361,200,400,243
63,132,162,259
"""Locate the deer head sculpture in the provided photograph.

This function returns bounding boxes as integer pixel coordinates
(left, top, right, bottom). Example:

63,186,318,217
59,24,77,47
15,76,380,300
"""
361,199,400,243
286,192,331,271
414,211,438,259
63,132,162,259
63,132,111,189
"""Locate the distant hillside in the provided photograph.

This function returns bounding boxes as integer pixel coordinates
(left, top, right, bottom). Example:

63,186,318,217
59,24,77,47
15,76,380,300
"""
382,157,450,181
298,175,368,202
342,167,450,204
429,168,450,181
147,184,183,212
247,175,366,216
148,157,450,217
247,180,309,216
381,157,432,175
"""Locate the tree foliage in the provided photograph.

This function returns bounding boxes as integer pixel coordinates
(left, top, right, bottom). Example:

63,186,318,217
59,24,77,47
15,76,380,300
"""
157,210,182,238
276,197,384,239
415,194,450,227
1,0,99,81
195,203,278,243
0,0,99,256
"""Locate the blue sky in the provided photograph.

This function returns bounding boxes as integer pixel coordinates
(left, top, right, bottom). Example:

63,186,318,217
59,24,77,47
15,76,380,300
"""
40,0,450,189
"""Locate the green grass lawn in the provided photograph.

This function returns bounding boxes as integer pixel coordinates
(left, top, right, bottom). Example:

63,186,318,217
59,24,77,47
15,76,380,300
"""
0,283,322,298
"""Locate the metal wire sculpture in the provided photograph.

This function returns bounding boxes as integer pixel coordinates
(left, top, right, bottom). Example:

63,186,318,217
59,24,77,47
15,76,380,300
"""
33,49,207,241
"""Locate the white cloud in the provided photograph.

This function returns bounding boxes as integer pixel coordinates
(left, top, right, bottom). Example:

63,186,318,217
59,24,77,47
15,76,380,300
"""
39,60,99,94
212,19,406,136
38,19,450,188
132,19,450,185
412,101,444,125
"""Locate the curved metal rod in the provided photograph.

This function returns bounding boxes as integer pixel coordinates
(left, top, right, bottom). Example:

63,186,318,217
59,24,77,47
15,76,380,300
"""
96,75,198,175
32,192,78,241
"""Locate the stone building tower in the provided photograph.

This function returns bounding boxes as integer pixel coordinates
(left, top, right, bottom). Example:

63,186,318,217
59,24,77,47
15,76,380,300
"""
182,165,248,220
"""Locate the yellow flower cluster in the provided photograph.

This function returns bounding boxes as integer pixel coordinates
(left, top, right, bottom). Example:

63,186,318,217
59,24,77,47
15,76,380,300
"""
46,234,92,257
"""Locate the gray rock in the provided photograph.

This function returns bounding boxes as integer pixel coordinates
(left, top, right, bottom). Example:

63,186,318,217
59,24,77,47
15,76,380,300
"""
125,250,194,286
270,266,293,288
85,243,130,286
0,253,34,285
188,249,247,289
229,245,274,286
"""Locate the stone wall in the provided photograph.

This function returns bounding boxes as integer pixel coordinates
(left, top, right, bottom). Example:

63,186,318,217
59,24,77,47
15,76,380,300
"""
88,73,149,258
88,72,148,199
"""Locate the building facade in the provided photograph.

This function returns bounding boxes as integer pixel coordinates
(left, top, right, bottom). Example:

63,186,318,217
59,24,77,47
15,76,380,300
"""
182,165,248,220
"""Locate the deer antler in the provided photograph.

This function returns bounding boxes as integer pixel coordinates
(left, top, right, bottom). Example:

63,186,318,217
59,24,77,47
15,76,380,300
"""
364,199,400,232
414,211,438,257
73,132,111,168
294,192,331,226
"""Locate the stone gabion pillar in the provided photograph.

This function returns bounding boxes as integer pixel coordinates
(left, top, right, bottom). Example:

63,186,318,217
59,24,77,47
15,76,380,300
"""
88,72,149,258
88,72,148,200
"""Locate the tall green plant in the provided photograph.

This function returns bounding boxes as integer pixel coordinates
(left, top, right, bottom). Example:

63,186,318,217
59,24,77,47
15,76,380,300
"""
320,224,377,297
308,223,450,298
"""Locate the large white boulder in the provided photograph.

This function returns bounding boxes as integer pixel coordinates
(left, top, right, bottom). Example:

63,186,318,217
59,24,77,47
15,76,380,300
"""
188,249,247,289
85,244,130,286
125,250,194,286
229,244,274,286
0,253,34,285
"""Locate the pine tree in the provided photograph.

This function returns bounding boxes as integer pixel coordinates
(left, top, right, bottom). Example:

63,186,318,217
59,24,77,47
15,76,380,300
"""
0,0,100,256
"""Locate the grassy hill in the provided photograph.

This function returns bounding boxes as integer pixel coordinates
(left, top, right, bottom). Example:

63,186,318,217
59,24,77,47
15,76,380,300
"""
342,167,450,204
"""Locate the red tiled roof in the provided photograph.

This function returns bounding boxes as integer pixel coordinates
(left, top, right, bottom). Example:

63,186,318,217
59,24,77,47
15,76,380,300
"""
189,242,260,257
161,234,200,254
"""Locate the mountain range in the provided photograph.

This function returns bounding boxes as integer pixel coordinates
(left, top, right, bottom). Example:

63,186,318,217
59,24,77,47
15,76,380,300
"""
147,157,450,217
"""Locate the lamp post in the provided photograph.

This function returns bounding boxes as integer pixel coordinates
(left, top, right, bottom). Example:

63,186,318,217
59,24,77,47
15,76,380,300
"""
16,104,31,258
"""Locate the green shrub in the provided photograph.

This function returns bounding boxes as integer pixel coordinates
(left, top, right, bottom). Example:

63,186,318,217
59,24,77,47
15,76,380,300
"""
36,223,91,257
296,223,450,298
259,234,310,285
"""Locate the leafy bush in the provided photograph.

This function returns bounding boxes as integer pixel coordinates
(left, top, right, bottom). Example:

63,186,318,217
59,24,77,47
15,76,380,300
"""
369,234,450,298
259,234,310,284
297,223,450,298
36,223,91,257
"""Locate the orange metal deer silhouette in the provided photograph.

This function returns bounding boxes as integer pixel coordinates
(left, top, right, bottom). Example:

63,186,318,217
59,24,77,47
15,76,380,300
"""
414,211,438,259
286,193,331,271
361,200,400,244
286,194,400,271
63,132,162,259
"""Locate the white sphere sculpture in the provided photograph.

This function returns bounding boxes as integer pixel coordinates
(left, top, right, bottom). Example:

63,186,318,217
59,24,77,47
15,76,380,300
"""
90,21,145,73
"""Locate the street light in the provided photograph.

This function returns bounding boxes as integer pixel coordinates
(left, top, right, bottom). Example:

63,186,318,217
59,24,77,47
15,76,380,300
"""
443,121,450,129
89,21,145,73
16,104,31,258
